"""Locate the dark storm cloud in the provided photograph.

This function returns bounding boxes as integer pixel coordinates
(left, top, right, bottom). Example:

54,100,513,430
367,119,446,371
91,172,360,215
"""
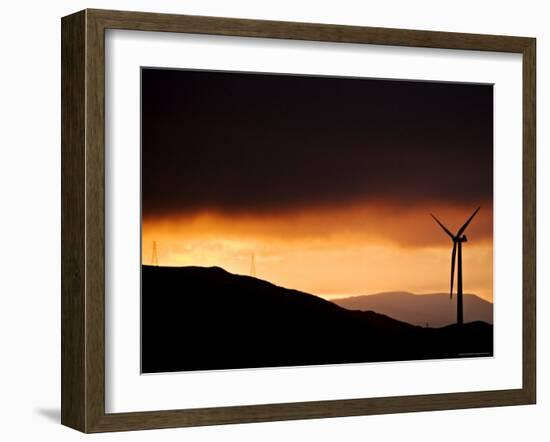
141,68,493,217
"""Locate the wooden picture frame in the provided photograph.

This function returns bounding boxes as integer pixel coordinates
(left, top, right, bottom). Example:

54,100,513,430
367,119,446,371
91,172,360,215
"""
61,8,536,433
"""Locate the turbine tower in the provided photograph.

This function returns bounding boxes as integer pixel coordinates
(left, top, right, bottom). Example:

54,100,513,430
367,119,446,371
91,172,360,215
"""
151,241,159,266
430,207,480,325
250,252,256,277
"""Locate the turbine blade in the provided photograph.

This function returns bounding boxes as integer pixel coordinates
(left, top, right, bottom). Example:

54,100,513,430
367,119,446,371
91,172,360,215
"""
450,241,457,299
431,214,454,239
456,207,480,237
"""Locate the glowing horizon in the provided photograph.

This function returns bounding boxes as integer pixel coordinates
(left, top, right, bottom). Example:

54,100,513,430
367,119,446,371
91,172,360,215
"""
141,201,493,302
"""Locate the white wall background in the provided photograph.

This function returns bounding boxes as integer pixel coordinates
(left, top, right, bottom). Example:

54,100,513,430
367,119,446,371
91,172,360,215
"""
0,1,547,440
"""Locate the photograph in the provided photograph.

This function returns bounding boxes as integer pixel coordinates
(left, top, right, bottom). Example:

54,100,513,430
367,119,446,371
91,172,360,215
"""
52,5,537,434
140,68,494,374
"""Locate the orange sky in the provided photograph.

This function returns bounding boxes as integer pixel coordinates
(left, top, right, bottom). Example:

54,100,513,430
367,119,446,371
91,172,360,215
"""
142,201,493,302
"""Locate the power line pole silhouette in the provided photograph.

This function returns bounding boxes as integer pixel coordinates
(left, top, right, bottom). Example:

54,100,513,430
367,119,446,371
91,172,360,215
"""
151,241,159,266
250,252,256,277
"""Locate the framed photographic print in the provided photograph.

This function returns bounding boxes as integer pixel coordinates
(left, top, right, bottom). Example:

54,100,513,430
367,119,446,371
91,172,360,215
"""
61,9,536,433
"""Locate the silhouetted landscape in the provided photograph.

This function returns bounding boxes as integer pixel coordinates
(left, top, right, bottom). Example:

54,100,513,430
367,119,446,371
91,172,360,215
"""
141,265,493,373
334,291,493,328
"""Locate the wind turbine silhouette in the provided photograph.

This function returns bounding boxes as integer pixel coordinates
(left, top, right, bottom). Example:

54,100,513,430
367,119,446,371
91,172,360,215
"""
431,207,480,325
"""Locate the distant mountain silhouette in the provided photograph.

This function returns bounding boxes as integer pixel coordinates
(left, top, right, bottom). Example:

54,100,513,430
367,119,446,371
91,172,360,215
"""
333,292,493,328
142,266,493,373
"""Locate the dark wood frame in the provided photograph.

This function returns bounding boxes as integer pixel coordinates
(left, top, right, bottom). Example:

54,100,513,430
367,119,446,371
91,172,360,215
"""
61,8,536,433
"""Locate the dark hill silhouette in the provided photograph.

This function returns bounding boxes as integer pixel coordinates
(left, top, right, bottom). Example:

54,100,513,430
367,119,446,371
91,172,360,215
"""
142,266,493,373
333,292,493,328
